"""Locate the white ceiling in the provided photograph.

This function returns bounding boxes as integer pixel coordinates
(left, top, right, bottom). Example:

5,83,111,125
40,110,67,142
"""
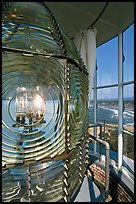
46,2,134,47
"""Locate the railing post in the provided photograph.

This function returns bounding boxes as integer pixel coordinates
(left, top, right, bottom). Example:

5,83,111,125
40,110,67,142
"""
99,124,102,162
104,120,106,137
105,142,110,202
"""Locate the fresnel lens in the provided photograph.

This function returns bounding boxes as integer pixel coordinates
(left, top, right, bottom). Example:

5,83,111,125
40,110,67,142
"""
2,2,89,202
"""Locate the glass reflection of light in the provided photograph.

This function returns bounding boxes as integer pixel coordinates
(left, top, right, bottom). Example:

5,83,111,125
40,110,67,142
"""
33,94,43,110
13,86,46,132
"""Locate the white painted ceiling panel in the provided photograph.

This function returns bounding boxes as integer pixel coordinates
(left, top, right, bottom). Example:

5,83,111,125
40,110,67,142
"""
46,2,134,47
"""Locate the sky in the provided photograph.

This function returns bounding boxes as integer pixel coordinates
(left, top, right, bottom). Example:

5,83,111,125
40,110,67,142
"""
96,24,134,100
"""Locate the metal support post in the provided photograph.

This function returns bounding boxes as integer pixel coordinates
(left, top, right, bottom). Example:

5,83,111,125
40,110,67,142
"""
93,67,97,154
118,32,123,170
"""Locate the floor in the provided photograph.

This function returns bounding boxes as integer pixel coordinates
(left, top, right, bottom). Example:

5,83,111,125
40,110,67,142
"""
74,175,104,202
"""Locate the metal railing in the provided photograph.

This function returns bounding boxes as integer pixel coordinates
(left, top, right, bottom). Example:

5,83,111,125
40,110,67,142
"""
88,122,134,201
122,128,134,136
88,123,110,202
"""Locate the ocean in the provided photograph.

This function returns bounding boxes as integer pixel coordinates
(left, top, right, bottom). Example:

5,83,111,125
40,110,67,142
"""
89,105,134,126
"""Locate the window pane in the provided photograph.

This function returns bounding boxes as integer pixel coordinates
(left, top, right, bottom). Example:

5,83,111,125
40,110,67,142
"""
123,24,134,82
123,83,134,133
97,86,118,102
97,37,118,86
123,131,134,160
97,87,118,152
89,87,118,125
87,87,118,126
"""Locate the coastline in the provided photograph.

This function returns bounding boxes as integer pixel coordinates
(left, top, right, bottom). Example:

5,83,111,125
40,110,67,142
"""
88,122,134,136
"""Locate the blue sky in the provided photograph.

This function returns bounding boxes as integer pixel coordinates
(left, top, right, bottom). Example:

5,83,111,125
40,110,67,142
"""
96,24,134,100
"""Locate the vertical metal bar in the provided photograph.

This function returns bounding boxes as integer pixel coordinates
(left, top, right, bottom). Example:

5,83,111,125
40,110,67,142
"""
118,33,123,170
27,164,32,202
104,120,105,134
93,67,97,154
105,144,110,202
99,124,102,162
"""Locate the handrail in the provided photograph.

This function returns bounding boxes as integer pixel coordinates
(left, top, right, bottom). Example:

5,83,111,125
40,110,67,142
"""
122,128,134,136
88,122,134,201
89,122,134,135
88,123,110,202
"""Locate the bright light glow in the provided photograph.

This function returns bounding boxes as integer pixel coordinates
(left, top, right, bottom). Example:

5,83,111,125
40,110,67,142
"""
15,97,18,105
20,96,25,108
25,92,27,108
36,185,43,192
38,110,41,115
16,87,26,92
36,86,40,91
21,87,26,91
33,94,43,109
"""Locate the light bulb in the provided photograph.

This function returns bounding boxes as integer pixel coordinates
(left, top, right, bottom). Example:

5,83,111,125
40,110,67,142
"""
33,94,43,109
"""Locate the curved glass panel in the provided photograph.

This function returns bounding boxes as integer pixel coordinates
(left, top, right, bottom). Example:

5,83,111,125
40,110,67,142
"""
2,160,65,202
68,64,88,148
2,53,65,163
2,2,89,202
2,2,63,54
